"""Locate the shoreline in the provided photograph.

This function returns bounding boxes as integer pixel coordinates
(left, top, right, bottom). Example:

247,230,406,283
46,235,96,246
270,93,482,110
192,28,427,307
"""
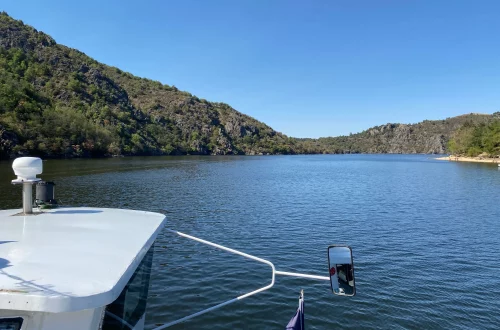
435,156,500,164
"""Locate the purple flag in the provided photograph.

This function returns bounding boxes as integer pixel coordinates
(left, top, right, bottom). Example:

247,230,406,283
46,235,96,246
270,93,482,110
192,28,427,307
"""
285,290,304,330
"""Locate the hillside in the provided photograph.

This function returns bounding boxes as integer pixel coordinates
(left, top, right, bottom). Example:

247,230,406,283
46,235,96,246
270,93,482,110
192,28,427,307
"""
303,113,498,154
0,12,497,159
0,12,299,159
448,116,500,157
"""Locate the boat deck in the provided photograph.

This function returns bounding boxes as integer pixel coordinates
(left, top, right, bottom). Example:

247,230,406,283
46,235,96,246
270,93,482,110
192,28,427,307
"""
0,207,165,313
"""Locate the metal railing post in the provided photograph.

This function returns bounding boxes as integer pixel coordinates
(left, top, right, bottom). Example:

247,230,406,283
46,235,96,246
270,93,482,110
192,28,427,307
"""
152,229,328,329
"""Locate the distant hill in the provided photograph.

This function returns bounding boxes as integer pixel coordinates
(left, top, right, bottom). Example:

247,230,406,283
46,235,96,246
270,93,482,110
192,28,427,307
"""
302,113,499,154
0,12,497,159
448,114,500,157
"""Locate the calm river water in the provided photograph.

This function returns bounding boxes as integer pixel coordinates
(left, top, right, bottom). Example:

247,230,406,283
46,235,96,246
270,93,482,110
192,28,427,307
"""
0,155,499,329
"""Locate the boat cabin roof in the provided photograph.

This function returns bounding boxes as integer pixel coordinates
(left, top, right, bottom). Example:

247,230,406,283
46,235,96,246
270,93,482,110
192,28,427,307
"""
0,207,166,313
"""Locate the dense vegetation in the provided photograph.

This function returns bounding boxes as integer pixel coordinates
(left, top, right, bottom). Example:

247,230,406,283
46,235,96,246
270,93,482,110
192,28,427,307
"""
0,12,498,159
0,12,299,159
448,114,500,157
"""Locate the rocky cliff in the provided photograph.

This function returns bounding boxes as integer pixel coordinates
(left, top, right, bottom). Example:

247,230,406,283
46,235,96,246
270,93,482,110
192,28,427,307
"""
297,114,495,154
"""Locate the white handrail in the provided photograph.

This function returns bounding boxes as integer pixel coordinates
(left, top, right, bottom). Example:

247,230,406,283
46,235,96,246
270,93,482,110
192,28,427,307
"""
275,270,329,281
153,229,328,329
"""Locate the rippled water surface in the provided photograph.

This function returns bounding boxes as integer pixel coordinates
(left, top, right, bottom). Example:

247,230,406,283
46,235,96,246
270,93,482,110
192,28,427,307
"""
1,155,499,329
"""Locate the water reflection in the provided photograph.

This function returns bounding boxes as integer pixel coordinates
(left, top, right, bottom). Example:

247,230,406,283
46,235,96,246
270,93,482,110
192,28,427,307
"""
0,155,500,329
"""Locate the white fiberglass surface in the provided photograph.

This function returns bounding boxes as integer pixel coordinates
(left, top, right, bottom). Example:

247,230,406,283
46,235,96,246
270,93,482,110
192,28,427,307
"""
0,207,165,313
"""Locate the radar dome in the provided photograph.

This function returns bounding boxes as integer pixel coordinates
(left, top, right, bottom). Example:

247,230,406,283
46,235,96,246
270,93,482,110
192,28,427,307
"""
12,157,43,182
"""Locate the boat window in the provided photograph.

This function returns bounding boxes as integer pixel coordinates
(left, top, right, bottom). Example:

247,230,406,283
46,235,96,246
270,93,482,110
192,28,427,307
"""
0,317,23,330
101,245,154,330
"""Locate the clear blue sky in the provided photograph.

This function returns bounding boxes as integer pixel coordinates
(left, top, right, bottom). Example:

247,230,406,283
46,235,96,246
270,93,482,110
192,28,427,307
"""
3,0,500,137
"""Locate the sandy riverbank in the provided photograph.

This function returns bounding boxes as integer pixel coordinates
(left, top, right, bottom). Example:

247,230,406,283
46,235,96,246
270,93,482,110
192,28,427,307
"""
435,156,500,164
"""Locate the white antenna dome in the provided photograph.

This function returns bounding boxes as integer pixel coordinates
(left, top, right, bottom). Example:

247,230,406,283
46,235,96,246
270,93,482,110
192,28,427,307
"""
12,157,43,182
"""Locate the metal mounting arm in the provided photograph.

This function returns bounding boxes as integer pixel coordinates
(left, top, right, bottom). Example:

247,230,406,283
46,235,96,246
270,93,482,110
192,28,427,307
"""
152,229,329,330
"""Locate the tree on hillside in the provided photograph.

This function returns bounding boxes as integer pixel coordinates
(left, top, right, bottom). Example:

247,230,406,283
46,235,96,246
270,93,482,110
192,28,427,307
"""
448,120,500,157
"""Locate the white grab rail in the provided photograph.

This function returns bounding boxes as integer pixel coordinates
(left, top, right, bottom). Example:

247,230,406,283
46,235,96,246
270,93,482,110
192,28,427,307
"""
152,229,329,330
